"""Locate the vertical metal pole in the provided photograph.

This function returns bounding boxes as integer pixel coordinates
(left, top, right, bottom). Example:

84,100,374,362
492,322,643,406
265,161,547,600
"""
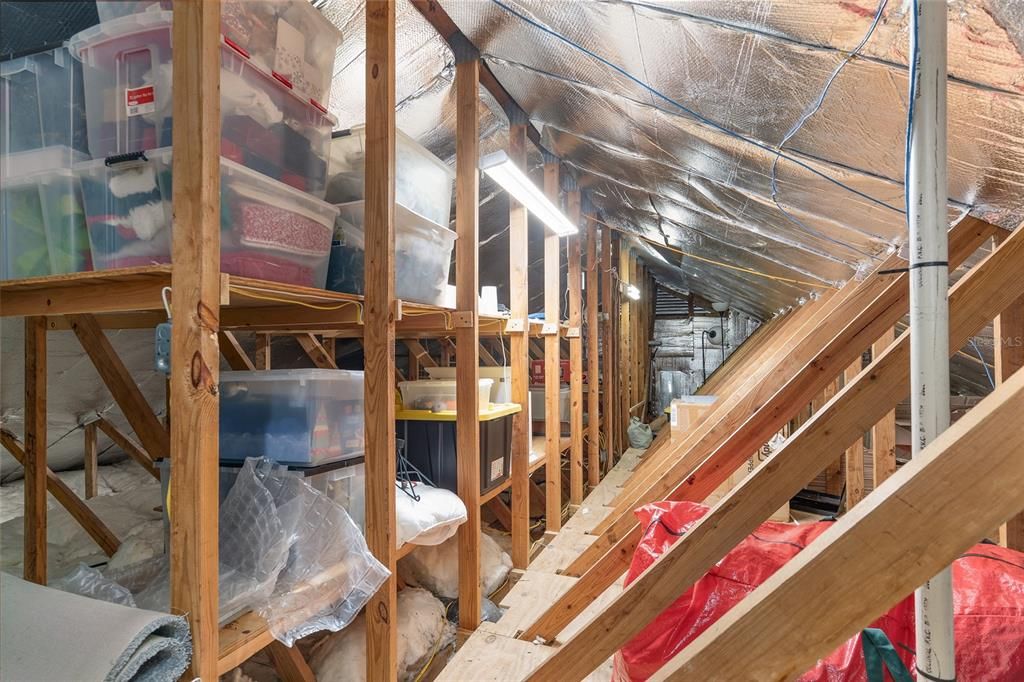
908,1,954,677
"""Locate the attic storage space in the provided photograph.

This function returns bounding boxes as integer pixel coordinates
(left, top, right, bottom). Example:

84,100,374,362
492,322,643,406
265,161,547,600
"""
1,1,1023,681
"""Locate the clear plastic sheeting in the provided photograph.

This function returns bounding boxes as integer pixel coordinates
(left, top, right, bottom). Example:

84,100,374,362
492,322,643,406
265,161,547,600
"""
63,458,387,645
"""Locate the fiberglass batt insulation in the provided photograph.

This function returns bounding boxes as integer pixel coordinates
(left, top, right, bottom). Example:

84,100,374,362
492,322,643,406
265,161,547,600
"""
309,587,454,681
398,531,512,600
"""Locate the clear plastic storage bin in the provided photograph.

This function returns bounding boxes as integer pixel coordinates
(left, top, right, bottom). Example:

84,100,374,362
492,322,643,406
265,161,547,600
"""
68,10,337,196
219,369,366,466
326,126,455,226
530,386,571,424
94,0,341,102
325,201,457,306
398,379,493,413
77,147,337,288
1,147,92,280
0,47,88,156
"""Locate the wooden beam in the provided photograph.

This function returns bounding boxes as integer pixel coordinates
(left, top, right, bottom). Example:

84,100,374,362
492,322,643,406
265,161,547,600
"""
403,339,438,368
2,429,120,558
870,326,897,486
508,122,532,569
218,612,273,676
843,360,865,509
84,421,98,499
68,314,170,460
22,320,46,584
364,1,399,677
655,365,1024,681
485,497,513,532
618,244,631,454
296,333,338,369
997,291,1024,550
567,190,584,504
543,160,563,533
478,341,500,367
528,216,1024,673
585,216,601,489
218,331,255,371
455,41,482,632
265,641,315,682
96,417,160,479
253,333,271,370
169,0,221,677
600,226,614,473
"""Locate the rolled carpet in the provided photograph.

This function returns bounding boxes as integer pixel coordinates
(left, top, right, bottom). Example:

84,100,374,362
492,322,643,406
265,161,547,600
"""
0,572,191,681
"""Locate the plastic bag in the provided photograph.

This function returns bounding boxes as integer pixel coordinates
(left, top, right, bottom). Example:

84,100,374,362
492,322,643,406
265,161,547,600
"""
627,417,653,449
51,563,137,607
396,482,467,547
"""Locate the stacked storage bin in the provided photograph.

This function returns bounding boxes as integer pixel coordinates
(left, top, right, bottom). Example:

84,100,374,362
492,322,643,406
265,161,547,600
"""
1,48,92,280
325,126,458,306
67,1,344,288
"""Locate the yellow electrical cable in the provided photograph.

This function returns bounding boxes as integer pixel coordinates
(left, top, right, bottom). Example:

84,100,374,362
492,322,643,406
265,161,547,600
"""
228,286,365,323
588,216,835,290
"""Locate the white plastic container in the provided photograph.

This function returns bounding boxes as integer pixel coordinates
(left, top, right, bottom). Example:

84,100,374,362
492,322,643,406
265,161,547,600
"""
94,0,341,102
76,147,337,288
399,379,493,413
219,369,365,466
425,367,512,404
1,47,88,156
1,147,92,280
530,386,571,424
68,10,337,196
326,126,455,226
325,200,457,306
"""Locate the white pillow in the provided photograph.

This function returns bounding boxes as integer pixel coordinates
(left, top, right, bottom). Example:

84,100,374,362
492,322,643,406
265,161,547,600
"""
395,483,467,547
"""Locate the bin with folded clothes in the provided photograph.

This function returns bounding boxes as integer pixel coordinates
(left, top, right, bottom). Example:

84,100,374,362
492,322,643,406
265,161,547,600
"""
76,147,337,287
1,147,92,280
68,10,337,196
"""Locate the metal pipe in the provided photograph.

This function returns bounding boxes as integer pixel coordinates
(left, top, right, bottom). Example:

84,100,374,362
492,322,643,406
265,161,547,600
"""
908,1,955,678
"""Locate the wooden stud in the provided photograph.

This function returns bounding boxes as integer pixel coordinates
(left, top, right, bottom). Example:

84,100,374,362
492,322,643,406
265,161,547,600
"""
527,216,1024,670
296,333,339,369
403,339,438,368
254,333,272,369
585,217,601,489
543,160,562,532
655,367,1024,681
618,244,631,450
567,190,584,504
843,359,865,509
871,326,897,486
96,417,160,479
455,43,482,632
169,1,221,677
265,641,316,682
2,429,120,557
84,421,98,499
218,331,255,371
997,292,1024,550
364,1,398,677
68,313,170,460
600,226,614,473
508,123,532,569
23,316,47,584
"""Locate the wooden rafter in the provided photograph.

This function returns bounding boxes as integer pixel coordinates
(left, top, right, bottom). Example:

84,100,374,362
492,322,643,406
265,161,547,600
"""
95,417,159,479
295,333,338,369
218,331,255,371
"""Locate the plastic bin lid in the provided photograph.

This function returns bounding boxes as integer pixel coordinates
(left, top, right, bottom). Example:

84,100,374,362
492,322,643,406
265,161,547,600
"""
399,379,494,390
221,368,364,383
335,200,457,243
339,124,455,181
0,45,73,76
2,146,88,184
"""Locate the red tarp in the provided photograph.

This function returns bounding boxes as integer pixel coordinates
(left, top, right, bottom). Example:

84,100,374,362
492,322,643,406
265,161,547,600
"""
614,501,1024,681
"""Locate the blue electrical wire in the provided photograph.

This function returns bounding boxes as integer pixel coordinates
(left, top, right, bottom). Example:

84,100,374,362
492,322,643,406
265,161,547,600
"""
487,0,904,219
768,0,889,259
969,338,995,389
904,0,920,219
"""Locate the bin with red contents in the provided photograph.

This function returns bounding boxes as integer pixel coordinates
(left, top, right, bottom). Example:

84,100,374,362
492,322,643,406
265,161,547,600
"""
76,146,337,288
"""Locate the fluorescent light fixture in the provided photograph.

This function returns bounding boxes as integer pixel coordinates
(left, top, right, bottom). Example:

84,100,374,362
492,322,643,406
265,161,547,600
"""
625,284,641,301
480,150,578,236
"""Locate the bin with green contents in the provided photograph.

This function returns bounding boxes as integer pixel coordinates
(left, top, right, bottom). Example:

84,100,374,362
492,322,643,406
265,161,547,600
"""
76,147,337,287
1,147,92,280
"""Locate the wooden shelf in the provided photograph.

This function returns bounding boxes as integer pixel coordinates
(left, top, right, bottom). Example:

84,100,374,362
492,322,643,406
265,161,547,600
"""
218,611,273,676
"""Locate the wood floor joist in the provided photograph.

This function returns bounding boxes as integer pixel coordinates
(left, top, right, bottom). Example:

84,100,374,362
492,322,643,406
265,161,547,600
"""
654,364,1024,681
519,217,996,647
525,217,1024,678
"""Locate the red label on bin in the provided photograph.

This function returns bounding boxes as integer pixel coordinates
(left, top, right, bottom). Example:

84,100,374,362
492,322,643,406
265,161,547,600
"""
126,85,156,117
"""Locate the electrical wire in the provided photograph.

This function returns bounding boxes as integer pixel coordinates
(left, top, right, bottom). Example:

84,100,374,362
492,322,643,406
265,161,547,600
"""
487,0,903,217
968,338,995,389
228,285,365,322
